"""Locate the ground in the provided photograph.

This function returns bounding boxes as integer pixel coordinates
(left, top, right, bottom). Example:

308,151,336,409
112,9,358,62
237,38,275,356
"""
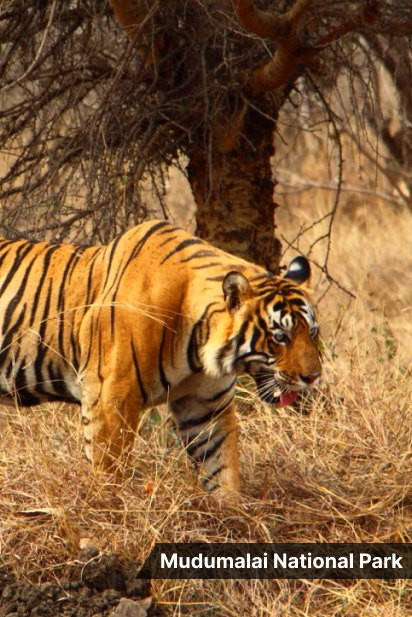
0,546,154,616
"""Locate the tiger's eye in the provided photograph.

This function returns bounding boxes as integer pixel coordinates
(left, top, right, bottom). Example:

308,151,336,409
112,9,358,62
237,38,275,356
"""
309,325,319,339
273,330,289,344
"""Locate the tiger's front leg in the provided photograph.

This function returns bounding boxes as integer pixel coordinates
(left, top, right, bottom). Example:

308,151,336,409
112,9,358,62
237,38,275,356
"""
171,395,240,494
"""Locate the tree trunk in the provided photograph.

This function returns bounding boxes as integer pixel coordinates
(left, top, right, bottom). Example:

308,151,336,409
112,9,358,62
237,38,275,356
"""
187,102,282,273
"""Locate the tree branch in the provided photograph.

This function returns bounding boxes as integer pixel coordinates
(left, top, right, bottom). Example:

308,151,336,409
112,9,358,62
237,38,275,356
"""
310,4,377,50
2,0,58,92
250,43,300,92
231,0,313,41
236,0,380,94
109,0,148,42
109,0,168,65
232,0,313,93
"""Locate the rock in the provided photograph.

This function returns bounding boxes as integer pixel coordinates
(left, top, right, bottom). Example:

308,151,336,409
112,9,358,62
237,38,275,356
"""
110,597,153,617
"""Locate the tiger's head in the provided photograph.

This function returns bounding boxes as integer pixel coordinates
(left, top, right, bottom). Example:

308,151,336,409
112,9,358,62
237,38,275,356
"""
203,256,322,406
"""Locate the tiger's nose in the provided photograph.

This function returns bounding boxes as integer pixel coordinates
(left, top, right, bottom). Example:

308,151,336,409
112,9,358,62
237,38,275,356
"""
299,372,321,385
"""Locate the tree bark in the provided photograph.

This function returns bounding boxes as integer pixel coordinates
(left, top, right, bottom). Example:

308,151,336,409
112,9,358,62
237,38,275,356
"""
187,101,282,272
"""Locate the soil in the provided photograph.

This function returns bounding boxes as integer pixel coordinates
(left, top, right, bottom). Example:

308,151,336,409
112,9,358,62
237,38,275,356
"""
0,547,160,616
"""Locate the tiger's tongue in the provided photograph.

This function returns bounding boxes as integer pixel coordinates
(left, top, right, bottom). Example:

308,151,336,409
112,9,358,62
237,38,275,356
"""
279,391,299,407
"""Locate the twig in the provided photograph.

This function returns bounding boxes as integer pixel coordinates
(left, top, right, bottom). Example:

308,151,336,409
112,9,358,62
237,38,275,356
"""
1,0,58,92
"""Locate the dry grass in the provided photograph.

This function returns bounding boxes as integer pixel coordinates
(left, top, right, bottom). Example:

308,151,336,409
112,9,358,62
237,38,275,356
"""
2,134,412,614
2,316,412,614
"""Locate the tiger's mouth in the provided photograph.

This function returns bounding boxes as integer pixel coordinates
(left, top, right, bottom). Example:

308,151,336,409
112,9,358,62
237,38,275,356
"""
274,390,299,407
253,371,300,407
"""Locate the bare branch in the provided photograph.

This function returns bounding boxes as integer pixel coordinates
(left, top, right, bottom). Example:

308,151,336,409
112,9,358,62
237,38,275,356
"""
1,0,58,92
310,5,377,50
231,0,312,41
250,43,301,93
109,0,148,41
232,0,408,101
109,0,165,66
231,0,314,92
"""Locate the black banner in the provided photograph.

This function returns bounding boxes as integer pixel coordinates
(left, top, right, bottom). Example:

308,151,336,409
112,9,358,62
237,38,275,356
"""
138,543,412,579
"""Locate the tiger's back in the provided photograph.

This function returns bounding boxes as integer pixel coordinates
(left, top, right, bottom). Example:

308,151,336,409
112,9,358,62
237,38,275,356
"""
0,220,322,495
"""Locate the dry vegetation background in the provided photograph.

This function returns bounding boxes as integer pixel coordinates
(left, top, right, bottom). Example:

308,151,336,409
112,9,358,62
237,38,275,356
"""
1,114,412,614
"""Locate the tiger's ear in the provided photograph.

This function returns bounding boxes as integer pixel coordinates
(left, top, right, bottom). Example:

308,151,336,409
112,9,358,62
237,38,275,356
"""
223,271,253,312
284,256,311,286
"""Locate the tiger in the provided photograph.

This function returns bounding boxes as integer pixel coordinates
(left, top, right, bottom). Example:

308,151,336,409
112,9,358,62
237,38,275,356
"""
0,219,321,494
